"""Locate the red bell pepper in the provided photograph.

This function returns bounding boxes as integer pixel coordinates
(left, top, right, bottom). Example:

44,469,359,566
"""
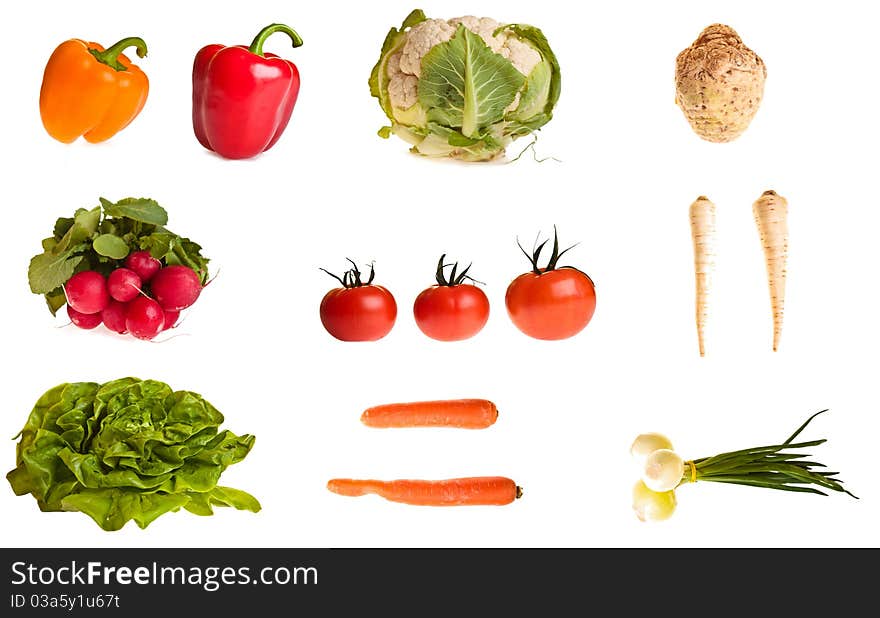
192,24,303,160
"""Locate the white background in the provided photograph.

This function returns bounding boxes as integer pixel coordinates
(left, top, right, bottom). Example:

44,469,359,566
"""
0,0,877,548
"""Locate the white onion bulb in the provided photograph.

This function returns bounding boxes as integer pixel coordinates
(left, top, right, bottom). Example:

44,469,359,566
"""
630,433,674,467
632,480,677,522
642,449,685,492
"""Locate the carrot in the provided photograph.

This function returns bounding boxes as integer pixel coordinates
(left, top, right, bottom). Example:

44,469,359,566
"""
360,399,498,429
327,477,521,506
689,196,717,357
753,190,789,351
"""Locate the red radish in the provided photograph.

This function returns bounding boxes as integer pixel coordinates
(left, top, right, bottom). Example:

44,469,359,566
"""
101,300,129,334
67,305,102,329
125,296,165,340
125,251,162,282
150,265,202,311
163,309,180,330
107,268,142,303
65,271,109,314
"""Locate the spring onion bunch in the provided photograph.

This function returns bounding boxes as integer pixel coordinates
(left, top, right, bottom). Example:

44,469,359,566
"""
631,410,856,522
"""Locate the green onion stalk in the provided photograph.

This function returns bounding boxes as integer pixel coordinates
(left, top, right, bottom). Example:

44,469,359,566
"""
681,411,856,497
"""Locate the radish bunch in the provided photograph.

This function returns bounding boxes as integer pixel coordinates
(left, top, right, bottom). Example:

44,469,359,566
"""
64,253,202,340
29,197,211,336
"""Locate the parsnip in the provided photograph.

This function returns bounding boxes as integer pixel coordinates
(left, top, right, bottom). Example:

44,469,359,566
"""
753,190,788,351
689,196,716,356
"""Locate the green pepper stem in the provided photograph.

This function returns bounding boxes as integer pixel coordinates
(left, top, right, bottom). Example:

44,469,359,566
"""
248,23,303,56
89,36,148,72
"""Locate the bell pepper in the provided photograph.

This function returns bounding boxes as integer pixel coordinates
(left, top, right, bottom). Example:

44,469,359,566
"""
192,24,304,160
39,37,149,144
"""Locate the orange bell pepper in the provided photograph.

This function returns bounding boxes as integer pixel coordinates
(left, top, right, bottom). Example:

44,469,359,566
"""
39,37,150,144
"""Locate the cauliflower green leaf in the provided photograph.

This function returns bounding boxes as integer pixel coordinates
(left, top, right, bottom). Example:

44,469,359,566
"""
502,24,561,132
419,25,524,139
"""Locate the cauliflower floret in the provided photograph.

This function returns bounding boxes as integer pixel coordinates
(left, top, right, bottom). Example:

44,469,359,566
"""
448,16,506,53
388,74,419,110
386,52,419,110
386,51,402,74
397,19,457,77
387,15,543,111
498,36,542,77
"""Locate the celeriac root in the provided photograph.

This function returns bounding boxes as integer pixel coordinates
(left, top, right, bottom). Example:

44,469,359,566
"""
675,24,767,143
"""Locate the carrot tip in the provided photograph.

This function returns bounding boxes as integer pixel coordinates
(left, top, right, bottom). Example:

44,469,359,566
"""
327,479,369,497
515,486,524,499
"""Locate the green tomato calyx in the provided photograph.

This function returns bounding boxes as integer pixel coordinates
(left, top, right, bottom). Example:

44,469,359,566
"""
320,259,376,289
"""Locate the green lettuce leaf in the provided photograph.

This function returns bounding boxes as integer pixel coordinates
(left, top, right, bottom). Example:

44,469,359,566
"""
6,379,258,531
183,487,262,517
62,489,192,531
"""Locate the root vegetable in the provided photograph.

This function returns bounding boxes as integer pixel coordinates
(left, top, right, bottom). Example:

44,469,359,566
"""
163,309,180,330
753,190,788,351
101,300,129,334
632,480,677,522
675,24,766,143
125,296,164,340
689,196,716,356
150,265,202,311
642,449,685,492
125,251,162,282
67,305,102,329
107,268,142,303
327,477,521,506
630,433,674,467
64,271,109,315
361,399,498,429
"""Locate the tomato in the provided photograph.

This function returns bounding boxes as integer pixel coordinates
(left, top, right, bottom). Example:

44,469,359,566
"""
413,255,490,341
320,260,397,341
505,229,596,340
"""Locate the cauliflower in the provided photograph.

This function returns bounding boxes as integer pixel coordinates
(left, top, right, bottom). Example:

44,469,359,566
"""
369,9,560,161
387,17,542,110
